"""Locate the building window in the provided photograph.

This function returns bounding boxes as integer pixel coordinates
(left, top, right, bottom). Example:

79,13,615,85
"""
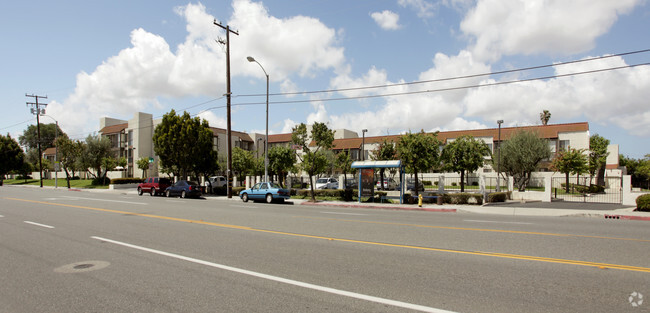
559,140,570,151
128,130,133,147
548,140,557,153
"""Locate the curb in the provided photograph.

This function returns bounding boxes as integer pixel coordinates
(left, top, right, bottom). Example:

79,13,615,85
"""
299,201,457,213
604,214,650,221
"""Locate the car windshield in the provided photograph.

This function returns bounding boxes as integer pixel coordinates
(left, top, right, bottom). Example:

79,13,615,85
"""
316,178,328,183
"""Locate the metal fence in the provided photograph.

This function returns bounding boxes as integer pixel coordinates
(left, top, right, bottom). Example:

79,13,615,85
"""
551,176,622,204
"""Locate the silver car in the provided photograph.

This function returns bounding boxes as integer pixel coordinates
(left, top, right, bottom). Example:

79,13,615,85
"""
315,177,339,189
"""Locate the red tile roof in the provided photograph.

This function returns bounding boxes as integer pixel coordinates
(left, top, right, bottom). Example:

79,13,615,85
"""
99,123,128,135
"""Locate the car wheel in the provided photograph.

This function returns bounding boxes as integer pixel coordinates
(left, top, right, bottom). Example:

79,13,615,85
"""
150,188,156,196
242,193,249,202
266,194,273,203
181,190,186,198
166,190,171,197
138,187,143,196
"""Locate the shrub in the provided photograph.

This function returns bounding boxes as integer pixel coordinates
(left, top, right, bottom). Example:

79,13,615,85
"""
636,194,650,212
451,182,457,186
488,192,508,203
110,178,144,184
434,181,439,186
422,180,432,186
471,181,479,186
91,178,111,186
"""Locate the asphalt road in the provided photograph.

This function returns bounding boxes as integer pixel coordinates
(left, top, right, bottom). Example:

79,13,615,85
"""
1,186,649,312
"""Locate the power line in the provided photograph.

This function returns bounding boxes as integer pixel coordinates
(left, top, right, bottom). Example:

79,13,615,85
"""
225,62,649,107
234,48,650,98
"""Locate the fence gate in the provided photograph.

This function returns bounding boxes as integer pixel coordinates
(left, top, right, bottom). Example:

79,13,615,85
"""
551,176,622,204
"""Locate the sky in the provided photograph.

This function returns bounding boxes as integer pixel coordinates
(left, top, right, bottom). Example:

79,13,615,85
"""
1,0,649,159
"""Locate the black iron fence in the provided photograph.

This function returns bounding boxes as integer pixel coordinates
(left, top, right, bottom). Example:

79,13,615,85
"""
551,176,621,204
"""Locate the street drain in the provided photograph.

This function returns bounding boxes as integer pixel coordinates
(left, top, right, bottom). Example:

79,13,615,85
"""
55,261,109,273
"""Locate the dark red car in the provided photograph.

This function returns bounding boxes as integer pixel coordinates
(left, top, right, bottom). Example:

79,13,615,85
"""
137,177,172,196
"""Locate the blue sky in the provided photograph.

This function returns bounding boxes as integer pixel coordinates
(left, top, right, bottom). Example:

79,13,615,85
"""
1,0,649,158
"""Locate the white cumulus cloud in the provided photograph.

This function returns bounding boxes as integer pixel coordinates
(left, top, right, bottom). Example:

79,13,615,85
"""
370,10,402,30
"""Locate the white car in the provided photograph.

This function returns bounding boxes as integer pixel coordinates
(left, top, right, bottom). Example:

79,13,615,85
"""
376,178,398,190
315,177,339,189
204,176,227,192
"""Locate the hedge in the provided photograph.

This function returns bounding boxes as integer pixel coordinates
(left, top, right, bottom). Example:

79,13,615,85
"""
636,194,650,212
487,192,509,203
110,178,144,185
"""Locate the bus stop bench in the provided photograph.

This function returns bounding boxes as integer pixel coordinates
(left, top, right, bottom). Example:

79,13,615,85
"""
380,195,401,203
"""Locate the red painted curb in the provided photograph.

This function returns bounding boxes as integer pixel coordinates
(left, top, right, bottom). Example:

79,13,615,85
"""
300,202,456,213
604,214,650,221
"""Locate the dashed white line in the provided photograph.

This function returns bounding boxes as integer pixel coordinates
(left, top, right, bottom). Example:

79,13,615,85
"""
464,219,533,225
320,211,367,216
24,221,55,229
0,214,4,218
91,236,455,313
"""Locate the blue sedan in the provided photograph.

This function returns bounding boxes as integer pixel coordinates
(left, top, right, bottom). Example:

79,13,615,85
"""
165,180,202,198
240,182,290,203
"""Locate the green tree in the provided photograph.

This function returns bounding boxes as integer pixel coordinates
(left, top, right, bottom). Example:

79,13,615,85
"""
137,157,150,178
540,110,551,125
396,130,442,196
551,148,588,193
371,138,397,190
232,147,255,180
268,145,296,187
292,122,335,201
153,110,215,180
19,123,68,169
441,135,491,192
0,134,25,185
335,149,354,188
79,134,114,184
492,130,551,191
56,137,84,188
588,134,610,186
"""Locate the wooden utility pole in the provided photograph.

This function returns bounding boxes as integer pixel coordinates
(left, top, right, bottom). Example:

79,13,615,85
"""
213,20,239,198
26,94,48,188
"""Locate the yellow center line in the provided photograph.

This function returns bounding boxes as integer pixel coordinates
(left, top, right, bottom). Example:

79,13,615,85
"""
293,215,650,242
6,197,650,273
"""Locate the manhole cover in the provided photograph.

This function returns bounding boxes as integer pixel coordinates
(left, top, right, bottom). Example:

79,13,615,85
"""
55,261,109,273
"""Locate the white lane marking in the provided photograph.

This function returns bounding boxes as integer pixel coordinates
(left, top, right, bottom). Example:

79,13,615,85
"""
91,236,455,313
24,221,55,229
232,204,257,208
463,219,533,225
60,196,146,205
0,214,4,218
320,211,367,216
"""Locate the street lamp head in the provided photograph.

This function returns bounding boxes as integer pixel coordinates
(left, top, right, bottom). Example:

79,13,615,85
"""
362,129,368,133
497,120,504,125
246,56,255,62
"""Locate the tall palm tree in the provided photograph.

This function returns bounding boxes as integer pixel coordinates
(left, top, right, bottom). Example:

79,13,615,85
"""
540,110,551,125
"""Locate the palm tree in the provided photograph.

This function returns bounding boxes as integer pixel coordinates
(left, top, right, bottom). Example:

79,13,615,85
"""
540,110,551,125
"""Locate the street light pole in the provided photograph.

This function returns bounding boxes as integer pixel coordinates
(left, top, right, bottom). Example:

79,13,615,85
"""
496,120,504,192
361,129,368,161
247,56,269,182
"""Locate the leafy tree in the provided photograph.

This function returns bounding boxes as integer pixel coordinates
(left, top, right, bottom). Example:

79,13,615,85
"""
492,130,551,191
540,110,551,125
551,148,588,193
268,145,296,187
371,138,397,190
137,157,150,178
292,122,335,201
56,137,84,188
441,135,491,192
335,149,354,188
396,130,442,196
153,110,216,180
232,147,255,181
588,134,610,186
19,123,68,169
621,154,650,189
79,134,114,185
0,134,25,185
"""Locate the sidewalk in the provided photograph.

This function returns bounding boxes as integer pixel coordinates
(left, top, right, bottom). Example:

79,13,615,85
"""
6,185,650,221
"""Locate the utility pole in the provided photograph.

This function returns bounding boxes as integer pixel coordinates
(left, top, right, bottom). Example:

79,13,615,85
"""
26,94,48,188
214,20,239,198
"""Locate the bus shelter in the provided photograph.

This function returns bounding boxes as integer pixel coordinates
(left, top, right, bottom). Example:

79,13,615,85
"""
351,160,404,204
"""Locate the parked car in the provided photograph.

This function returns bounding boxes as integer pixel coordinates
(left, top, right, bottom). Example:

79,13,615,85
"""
397,179,425,191
165,180,202,198
204,176,227,193
376,178,398,190
137,177,172,196
315,177,339,189
240,182,290,203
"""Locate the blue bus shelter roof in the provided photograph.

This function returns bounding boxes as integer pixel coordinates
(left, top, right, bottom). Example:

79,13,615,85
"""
351,160,401,169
